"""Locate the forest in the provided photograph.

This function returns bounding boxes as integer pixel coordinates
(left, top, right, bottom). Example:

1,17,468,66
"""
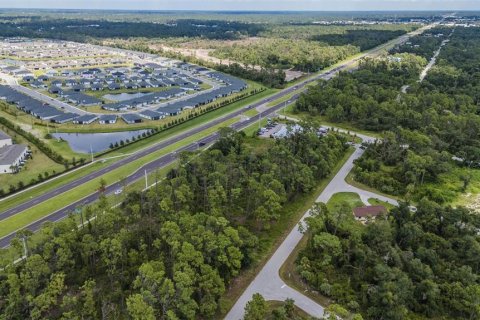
0,126,348,319
297,200,480,319
294,26,480,203
210,39,359,72
312,29,407,51
0,19,265,41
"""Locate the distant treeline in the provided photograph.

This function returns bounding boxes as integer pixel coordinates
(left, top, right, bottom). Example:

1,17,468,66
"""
312,29,407,51
0,19,265,41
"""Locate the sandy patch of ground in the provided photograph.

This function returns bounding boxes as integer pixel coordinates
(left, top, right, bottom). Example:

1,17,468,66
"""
18,123,43,139
461,193,480,212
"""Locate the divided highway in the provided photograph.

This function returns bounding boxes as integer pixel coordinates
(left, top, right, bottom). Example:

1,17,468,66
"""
0,24,434,248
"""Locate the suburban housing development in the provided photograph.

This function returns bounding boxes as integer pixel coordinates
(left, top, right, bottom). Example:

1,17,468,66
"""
0,39,247,125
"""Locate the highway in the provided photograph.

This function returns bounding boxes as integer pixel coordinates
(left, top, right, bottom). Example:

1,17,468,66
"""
0,24,434,248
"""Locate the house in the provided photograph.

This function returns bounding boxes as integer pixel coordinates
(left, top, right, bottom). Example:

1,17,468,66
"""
48,86,63,95
73,114,98,125
98,115,117,124
111,71,125,79
0,130,12,147
71,84,86,92
51,113,79,124
138,81,150,88
353,206,387,222
125,82,138,90
139,110,164,120
65,79,77,87
30,81,47,89
157,104,183,116
38,75,49,82
45,69,58,77
63,92,101,107
108,83,121,90
22,76,35,82
121,114,143,124
0,144,29,174
91,83,104,91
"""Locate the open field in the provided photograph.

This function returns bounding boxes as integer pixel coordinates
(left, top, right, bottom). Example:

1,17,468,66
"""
0,125,65,194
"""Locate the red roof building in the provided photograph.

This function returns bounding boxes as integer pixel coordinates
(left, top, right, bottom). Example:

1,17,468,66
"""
353,205,387,220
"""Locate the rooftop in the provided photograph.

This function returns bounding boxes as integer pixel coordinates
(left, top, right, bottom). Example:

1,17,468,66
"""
0,129,10,140
0,144,28,165
353,205,387,218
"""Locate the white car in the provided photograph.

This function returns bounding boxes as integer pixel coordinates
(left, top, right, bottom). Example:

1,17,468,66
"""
114,189,123,195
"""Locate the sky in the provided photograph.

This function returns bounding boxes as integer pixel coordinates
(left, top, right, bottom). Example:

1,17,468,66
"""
0,0,478,11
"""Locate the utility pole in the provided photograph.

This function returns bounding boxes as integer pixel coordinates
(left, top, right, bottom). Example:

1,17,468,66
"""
144,169,148,189
90,144,94,163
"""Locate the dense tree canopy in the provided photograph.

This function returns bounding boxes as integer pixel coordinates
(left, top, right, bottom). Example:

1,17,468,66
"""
312,29,407,51
298,200,480,319
0,19,265,41
211,39,359,72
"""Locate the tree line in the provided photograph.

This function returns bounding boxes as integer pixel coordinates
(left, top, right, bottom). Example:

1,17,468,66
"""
0,19,265,41
311,29,407,51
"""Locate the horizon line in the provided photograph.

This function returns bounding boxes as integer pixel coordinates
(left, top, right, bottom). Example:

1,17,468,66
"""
0,8,474,13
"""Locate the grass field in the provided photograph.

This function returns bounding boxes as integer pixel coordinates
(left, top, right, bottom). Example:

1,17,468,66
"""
327,192,364,211
0,126,65,195
267,301,312,319
368,198,396,210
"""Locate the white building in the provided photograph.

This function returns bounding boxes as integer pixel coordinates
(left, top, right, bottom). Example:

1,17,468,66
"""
0,130,12,148
0,144,29,174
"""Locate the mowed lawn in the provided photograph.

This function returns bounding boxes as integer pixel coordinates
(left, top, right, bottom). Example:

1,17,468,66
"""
0,125,65,195
326,192,364,212
0,117,239,239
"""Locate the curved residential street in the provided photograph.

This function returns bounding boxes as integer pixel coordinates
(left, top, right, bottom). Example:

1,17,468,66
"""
225,141,398,320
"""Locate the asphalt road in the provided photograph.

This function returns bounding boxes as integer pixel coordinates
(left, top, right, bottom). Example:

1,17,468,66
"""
0,24,434,248
225,143,399,320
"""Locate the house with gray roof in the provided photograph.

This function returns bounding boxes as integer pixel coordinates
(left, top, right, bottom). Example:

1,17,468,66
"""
0,144,29,174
